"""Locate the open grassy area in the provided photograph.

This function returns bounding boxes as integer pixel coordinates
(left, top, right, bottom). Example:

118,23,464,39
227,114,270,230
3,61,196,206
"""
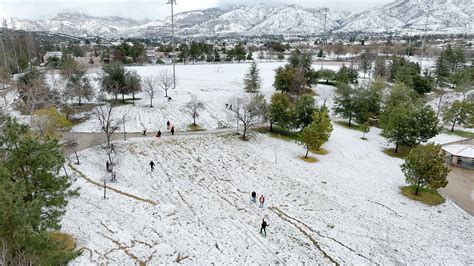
383,146,413,159
310,148,329,155
400,186,445,206
445,129,474,139
188,124,205,131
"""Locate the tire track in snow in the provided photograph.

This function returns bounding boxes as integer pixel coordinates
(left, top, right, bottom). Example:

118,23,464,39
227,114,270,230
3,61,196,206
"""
271,206,340,265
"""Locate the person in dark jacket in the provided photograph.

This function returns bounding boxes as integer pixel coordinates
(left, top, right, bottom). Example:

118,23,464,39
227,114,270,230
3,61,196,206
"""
156,130,162,138
150,161,155,172
167,121,170,130
260,218,268,236
171,126,175,135
251,191,257,203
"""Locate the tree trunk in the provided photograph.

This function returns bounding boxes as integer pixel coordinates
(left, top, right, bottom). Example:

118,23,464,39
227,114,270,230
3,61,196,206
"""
243,125,247,140
415,179,421,196
150,98,153,108
270,121,273,132
451,121,456,132
395,143,399,154
193,115,196,126
122,93,125,103
79,96,82,106
348,114,352,127
165,89,168,97
305,147,309,158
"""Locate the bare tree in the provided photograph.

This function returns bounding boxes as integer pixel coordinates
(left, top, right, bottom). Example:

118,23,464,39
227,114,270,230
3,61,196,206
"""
94,104,122,148
94,104,123,181
63,133,81,165
185,94,205,126
230,93,266,140
143,76,158,107
157,70,173,97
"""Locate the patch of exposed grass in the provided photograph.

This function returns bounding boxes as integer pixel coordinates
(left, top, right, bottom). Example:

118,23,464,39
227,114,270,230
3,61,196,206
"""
50,232,77,252
105,98,142,107
445,129,474,139
383,146,413,159
400,186,445,206
300,156,318,163
310,148,329,155
254,126,300,142
188,124,205,131
334,121,365,132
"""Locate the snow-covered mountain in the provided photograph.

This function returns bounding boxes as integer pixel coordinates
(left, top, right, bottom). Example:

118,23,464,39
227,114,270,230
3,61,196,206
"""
338,0,473,34
1,0,472,38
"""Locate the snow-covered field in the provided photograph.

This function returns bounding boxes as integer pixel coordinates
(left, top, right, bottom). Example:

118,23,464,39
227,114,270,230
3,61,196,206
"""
71,62,342,133
63,124,473,264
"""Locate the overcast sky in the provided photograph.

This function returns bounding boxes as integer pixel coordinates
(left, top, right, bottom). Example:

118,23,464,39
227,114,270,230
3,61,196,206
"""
0,0,394,20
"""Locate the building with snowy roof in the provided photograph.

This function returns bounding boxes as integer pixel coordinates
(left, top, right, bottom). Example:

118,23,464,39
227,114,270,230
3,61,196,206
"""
442,144,474,169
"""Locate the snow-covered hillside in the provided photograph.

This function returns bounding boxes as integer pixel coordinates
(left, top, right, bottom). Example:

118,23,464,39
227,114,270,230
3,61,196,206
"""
63,124,474,264
3,0,472,37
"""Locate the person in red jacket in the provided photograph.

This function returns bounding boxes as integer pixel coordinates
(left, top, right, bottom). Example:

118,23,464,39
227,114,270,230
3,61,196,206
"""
259,195,265,208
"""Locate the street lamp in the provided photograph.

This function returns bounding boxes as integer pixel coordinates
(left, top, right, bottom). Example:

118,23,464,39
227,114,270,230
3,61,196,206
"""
167,0,177,90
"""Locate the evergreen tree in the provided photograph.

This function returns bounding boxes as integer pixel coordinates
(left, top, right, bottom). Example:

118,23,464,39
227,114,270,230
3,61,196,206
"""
124,70,142,103
333,83,356,126
274,65,307,97
401,143,449,195
299,108,333,158
380,102,440,153
243,62,262,93
443,100,471,131
268,93,292,131
101,62,126,101
0,118,78,264
335,65,358,84
293,95,316,130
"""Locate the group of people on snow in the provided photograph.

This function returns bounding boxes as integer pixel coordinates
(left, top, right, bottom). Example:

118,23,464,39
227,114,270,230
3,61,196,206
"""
251,191,269,236
142,120,175,138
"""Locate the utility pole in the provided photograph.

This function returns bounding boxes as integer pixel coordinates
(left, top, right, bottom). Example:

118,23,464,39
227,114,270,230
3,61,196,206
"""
406,30,412,57
167,0,177,90
419,10,429,74
321,8,328,70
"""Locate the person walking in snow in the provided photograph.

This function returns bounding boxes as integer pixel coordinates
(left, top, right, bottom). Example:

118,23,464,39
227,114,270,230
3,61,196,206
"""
171,126,175,135
259,195,265,208
251,191,257,203
260,218,268,236
156,130,162,138
150,161,155,172
143,128,147,136
167,121,170,130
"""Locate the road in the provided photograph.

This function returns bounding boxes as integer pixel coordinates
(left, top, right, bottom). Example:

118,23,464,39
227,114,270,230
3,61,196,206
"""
440,166,474,215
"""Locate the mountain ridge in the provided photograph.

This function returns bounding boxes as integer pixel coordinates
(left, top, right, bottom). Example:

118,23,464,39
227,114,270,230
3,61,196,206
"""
1,0,472,38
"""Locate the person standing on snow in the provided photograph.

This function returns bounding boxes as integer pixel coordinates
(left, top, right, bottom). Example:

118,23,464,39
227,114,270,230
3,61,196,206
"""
167,121,170,130
171,126,175,135
260,218,268,236
150,161,155,172
251,191,257,203
259,195,265,208
156,130,162,138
